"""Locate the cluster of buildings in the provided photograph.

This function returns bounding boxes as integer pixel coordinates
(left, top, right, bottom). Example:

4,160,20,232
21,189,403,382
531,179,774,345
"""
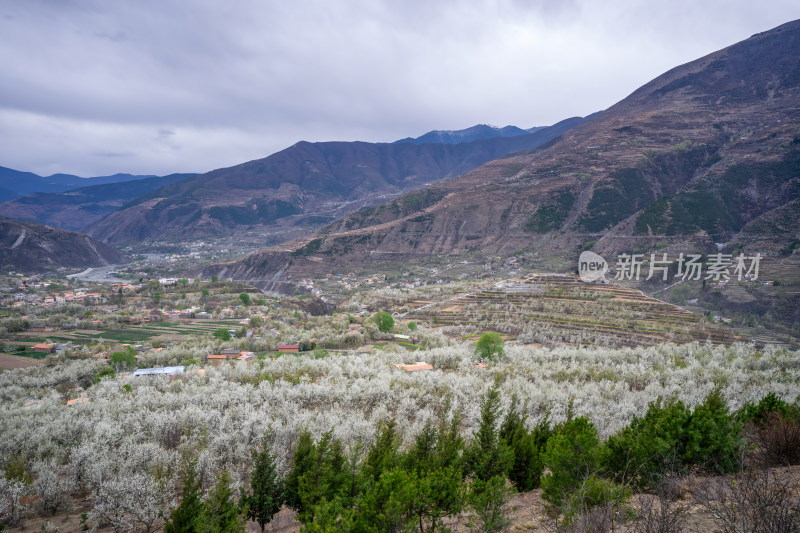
0,277,143,308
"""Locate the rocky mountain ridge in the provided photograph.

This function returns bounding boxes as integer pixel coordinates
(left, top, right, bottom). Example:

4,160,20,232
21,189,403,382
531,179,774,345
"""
394,124,545,145
85,117,585,244
0,216,126,273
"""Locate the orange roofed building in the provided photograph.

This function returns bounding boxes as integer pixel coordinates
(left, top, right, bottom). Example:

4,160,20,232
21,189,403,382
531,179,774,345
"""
32,343,56,353
278,345,299,353
395,362,434,372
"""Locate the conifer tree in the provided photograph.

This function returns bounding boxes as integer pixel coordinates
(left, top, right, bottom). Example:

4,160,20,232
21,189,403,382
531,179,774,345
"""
465,387,515,533
404,418,465,532
683,387,742,473
500,397,549,491
246,438,284,532
352,468,415,532
466,386,514,481
297,430,344,523
164,461,203,533
541,417,600,508
285,431,315,512
362,419,401,484
199,471,245,533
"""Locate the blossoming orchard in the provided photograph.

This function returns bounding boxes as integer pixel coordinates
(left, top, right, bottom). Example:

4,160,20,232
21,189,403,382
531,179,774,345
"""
1,275,798,530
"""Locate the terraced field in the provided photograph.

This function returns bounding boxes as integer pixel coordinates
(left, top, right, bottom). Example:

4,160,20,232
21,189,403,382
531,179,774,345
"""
404,274,738,347
5,319,248,348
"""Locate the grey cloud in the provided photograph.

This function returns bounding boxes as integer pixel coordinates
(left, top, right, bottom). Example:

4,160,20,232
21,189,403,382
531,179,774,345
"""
91,151,134,158
0,0,799,176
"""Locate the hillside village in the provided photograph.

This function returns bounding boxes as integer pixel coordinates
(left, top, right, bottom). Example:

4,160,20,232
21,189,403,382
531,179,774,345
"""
0,260,762,384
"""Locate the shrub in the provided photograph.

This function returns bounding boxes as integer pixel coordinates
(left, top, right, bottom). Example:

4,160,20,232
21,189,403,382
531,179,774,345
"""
603,398,691,489
109,346,137,371
698,467,800,532
213,328,232,341
564,474,631,527
683,387,743,473
604,389,743,486
750,411,800,467
738,392,800,426
631,478,688,533
542,417,601,508
92,366,116,383
474,333,505,362
372,311,394,333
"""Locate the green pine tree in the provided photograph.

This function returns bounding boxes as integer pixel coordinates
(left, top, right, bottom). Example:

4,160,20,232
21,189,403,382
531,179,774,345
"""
541,417,601,508
467,475,513,533
289,430,350,524
199,471,246,533
352,468,414,532
285,430,315,512
247,438,285,532
403,417,466,532
362,419,401,484
297,431,332,523
466,387,514,482
683,387,743,473
500,397,549,491
164,461,203,533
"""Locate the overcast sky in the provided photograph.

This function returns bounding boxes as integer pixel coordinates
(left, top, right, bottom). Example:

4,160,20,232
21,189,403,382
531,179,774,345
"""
1,1,799,177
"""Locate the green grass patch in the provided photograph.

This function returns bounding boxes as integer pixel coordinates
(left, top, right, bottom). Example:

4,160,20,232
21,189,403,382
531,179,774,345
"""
397,342,422,351
83,329,161,342
13,351,49,359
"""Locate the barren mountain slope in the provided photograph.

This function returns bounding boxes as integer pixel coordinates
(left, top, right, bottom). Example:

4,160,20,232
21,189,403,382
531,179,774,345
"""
0,217,126,272
207,20,800,282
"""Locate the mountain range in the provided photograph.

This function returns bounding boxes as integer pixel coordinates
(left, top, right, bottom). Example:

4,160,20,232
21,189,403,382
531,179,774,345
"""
0,167,158,203
394,124,546,145
0,173,195,231
82,117,585,243
205,20,800,292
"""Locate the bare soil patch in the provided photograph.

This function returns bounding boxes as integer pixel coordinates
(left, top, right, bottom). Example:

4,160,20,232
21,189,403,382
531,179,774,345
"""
0,353,43,369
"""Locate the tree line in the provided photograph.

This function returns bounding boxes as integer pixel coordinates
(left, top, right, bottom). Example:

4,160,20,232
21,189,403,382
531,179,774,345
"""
160,388,800,532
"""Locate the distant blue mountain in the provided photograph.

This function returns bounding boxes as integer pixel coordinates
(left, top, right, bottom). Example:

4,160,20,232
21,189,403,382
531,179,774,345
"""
0,173,196,231
395,124,545,145
0,166,156,201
